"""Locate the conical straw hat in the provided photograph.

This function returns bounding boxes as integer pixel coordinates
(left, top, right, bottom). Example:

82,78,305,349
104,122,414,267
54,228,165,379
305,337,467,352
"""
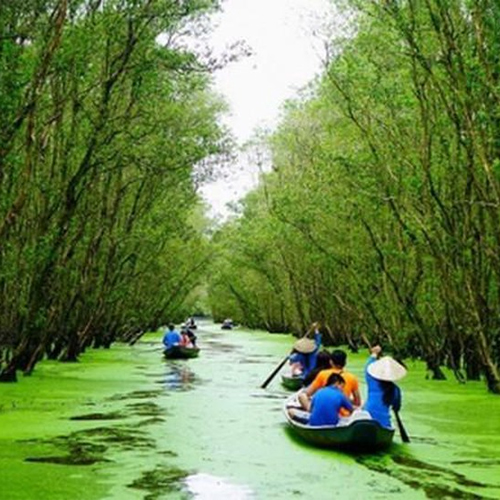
293,338,316,354
367,356,407,381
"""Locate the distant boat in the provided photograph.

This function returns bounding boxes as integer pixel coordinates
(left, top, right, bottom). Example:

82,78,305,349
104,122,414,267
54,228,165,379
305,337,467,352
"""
284,394,394,451
163,346,200,359
221,319,233,330
185,318,197,330
281,374,304,391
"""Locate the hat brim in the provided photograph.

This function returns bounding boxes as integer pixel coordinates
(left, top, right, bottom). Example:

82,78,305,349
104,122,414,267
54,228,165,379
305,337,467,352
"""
293,338,316,354
367,356,407,381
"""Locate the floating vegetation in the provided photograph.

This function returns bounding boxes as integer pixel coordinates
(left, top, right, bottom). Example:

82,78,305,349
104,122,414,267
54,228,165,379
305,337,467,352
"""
201,341,239,353
127,465,191,500
107,389,162,401
69,412,125,421
237,357,264,364
20,419,158,472
25,454,104,466
356,453,489,499
126,402,165,417
158,450,178,457
392,455,487,488
74,425,156,450
24,439,108,466
451,459,500,467
139,417,167,426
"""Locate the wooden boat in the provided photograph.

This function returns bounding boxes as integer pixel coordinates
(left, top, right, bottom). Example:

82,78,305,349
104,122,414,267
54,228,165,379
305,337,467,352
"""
163,346,200,359
281,374,304,391
284,395,394,451
221,318,234,330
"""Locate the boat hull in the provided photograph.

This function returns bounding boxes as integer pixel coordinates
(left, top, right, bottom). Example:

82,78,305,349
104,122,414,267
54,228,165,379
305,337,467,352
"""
284,396,394,451
163,346,200,359
281,374,304,391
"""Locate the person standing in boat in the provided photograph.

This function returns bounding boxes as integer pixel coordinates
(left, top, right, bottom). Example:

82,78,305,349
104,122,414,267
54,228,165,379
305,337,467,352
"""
186,326,197,347
186,317,196,329
298,349,361,411
364,345,406,428
289,373,353,426
163,324,181,349
288,322,322,378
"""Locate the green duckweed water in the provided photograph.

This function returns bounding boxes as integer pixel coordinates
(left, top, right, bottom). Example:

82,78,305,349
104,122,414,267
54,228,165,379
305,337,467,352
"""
1,321,499,500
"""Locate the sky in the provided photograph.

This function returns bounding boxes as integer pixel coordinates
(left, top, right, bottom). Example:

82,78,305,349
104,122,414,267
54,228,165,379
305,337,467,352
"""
199,0,336,220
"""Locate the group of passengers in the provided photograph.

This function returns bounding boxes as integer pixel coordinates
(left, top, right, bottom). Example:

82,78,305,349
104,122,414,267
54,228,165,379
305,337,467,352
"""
287,326,405,429
162,323,197,349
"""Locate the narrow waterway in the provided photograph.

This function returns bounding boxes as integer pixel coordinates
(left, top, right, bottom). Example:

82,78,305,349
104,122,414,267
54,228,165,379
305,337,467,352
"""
1,321,499,499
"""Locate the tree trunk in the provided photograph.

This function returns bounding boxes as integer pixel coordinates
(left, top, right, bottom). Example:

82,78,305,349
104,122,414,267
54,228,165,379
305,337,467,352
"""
477,331,500,394
426,358,446,380
0,363,17,382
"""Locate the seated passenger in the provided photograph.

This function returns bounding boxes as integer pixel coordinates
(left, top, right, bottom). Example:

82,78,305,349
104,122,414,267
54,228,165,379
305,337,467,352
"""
302,350,332,386
289,373,353,426
363,345,406,428
162,323,181,349
180,326,194,348
298,349,361,413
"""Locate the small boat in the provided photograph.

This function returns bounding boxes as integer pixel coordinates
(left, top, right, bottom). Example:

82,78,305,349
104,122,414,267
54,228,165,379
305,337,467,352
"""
221,318,234,330
163,346,200,359
281,374,304,391
284,395,394,451
185,319,197,330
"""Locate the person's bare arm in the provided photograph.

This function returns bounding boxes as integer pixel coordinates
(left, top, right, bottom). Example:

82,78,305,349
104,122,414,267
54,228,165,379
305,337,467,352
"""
297,391,311,411
297,384,317,411
352,388,361,408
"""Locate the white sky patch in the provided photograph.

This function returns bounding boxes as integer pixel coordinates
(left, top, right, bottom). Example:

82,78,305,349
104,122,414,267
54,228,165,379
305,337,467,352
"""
200,0,336,220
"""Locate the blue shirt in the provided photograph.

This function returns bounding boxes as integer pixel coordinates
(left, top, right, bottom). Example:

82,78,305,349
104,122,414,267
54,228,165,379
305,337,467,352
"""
309,386,353,426
363,357,402,428
163,329,181,348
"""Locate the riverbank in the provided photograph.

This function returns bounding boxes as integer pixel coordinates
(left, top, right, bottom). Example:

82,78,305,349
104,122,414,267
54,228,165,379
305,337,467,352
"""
1,323,499,499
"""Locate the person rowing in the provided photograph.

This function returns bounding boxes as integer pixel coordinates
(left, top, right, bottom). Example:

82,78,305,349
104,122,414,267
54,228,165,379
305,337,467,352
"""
363,345,406,429
288,322,322,379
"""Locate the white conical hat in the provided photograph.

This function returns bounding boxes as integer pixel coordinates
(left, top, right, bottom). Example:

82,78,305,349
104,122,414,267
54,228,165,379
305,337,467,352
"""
367,356,407,381
293,338,316,354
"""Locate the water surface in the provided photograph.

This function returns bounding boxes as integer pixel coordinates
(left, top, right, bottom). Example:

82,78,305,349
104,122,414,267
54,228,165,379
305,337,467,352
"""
1,321,499,499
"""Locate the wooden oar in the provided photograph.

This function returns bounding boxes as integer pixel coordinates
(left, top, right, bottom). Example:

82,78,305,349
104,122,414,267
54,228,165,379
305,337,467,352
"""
260,322,318,389
260,355,290,389
393,410,410,443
